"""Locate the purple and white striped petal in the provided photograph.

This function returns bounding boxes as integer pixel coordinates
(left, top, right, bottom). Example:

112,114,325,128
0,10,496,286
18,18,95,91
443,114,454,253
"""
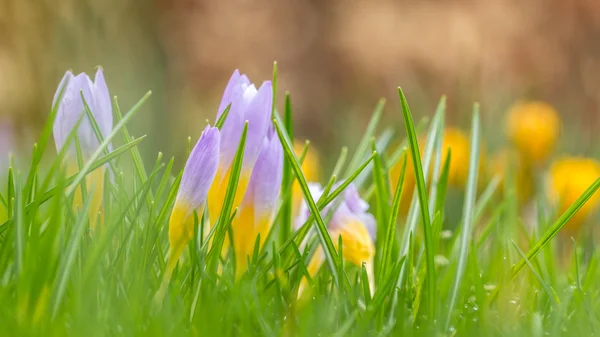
294,182,326,230
52,70,114,158
241,81,272,171
176,125,220,209
53,72,93,155
217,69,241,117
294,182,377,240
217,71,250,171
242,132,283,222
90,68,113,144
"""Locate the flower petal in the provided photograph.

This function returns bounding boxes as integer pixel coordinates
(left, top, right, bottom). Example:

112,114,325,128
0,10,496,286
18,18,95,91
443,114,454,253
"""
294,182,325,230
52,71,74,109
176,125,221,210
52,71,75,152
241,81,272,170
53,72,97,156
344,183,370,214
331,219,375,267
91,68,113,144
243,133,283,223
217,69,241,117
217,70,247,171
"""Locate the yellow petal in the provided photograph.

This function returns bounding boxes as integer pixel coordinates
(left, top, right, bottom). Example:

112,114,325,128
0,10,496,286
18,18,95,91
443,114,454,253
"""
548,157,600,233
331,220,375,267
292,140,321,217
207,167,252,227
232,205,272,279
68,163,105,230
298,246,325,297
506,101,560,165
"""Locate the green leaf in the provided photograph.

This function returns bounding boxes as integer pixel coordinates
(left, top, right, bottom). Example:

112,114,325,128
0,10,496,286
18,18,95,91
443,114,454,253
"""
66,91,152,196
50,184,94,319
207,122,249,270
273,119,340,287
511,176,600,279
445,105,481,329
372,140,391,219
378,151,407,282
279,92,294,244
398,87,436,318
345,98,386,177
511,241,560,304
215,103,231,130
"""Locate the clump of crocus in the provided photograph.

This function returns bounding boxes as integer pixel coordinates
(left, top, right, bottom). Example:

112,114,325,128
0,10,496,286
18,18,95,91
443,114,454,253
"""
52,69,112,229
506,101,560,166
389,127,480,214
207,70,274,226
295,183,376,295
547,157,600,233
163,69,281,288
292,140,321,217
161,125,220,292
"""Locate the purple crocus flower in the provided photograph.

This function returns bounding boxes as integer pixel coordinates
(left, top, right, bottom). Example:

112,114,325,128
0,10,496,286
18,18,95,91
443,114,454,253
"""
52,69,113,229
207,70,274,224
53,69,112,158
166,125,220,275
232,126,283,277
163,69,281,283
295,182,376,294
158,125,220,301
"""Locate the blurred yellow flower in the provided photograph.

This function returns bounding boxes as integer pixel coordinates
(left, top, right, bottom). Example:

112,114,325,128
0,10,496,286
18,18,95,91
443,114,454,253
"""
547,157,600,233
292,140,321,215
389,127,481,214
506,101,560,165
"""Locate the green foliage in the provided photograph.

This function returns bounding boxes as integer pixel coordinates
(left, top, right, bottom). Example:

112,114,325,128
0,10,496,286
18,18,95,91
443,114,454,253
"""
1,79,600,337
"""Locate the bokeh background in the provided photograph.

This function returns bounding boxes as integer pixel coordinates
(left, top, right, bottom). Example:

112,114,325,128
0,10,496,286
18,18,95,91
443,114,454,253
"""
2,0,600,170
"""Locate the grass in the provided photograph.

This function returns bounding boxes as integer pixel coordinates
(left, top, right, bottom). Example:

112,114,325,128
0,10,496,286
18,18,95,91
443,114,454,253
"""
1,69,600,337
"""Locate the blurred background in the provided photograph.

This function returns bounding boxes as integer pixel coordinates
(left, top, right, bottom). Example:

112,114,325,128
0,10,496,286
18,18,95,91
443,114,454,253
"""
1,0,600,170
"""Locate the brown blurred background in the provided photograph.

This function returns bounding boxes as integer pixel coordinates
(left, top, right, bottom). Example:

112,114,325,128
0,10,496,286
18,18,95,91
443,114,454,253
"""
1,0,600,169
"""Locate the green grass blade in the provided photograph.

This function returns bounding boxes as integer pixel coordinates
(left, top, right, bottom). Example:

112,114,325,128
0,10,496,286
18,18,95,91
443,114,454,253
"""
65,91,151,196
444,105,481,329
345,98,386,176
207,123,248,269
50,186,94,319
279,92,294,244
398,87,436,318
371,139,391,245
378,151,407,282
511,241,560,304
511,176,600,279
273,119,340,286
13,174,23,277
23,76,70,201
215,103,231,129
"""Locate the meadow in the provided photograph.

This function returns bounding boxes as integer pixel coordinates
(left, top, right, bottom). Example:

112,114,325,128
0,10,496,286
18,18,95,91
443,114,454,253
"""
0,63,599,337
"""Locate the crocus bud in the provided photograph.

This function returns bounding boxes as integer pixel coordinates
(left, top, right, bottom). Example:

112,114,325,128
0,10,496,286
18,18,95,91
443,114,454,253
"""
232,127,283,278
52,69,113,229
158,125,220,300
296,183,376,296
168,126,220,271
208,70,273,226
